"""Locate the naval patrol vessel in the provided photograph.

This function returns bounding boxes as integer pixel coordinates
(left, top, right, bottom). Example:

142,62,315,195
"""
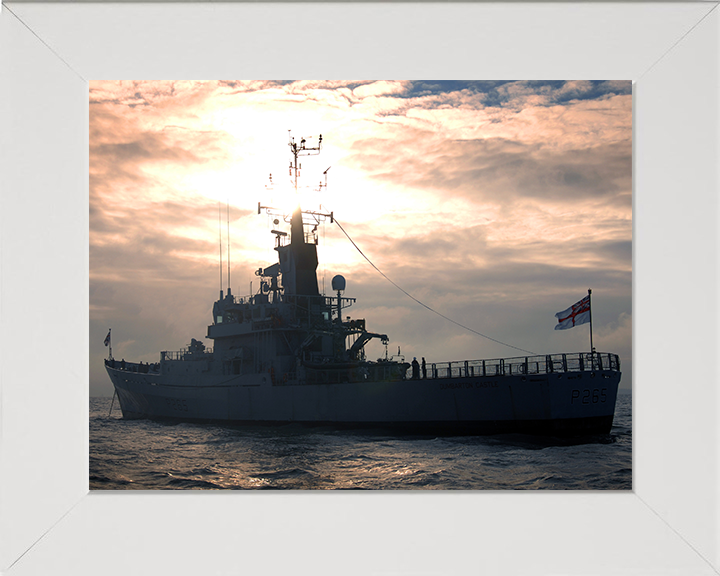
105,133,621,436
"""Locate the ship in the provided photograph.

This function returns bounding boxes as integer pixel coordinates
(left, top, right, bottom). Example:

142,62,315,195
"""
105,133,621,436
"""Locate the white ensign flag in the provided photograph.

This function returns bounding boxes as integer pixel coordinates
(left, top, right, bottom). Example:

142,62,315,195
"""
555,295,591,330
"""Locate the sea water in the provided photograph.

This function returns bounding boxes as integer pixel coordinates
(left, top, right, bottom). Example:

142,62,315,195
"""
89,391,631,490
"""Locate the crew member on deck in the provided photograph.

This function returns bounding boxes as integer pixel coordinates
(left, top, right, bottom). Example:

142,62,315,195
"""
421,357,427,379
411,357,420,380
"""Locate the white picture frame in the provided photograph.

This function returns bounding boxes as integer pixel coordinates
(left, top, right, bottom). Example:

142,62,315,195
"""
0,2,718,574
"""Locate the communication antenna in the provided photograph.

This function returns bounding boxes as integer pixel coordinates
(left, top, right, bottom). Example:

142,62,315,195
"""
258,132,333,249
218,202,223,297
227,201,231,293
259,135,333,227
288,131,322,193
317,166,331,192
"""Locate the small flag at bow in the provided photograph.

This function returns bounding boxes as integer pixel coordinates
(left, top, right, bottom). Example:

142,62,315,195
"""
555,296,590,330
104,329,111,346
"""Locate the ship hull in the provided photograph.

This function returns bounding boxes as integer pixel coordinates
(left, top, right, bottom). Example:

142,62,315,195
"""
107,367,620,436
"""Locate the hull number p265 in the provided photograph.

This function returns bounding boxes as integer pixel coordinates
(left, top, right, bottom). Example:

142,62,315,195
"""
571,388,607,404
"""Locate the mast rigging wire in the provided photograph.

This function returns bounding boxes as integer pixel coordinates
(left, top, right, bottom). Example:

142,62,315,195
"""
333,219,537,356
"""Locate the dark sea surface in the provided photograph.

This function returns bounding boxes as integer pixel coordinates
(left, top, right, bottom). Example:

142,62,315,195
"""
90,391,631,490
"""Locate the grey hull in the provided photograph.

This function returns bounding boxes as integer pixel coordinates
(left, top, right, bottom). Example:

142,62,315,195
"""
108,366,620,436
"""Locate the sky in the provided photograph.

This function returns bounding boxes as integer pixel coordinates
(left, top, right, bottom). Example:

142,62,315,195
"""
89,80,632,397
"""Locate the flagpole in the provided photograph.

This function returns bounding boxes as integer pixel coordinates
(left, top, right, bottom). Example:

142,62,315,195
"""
588,288,594,359
106,328,113,360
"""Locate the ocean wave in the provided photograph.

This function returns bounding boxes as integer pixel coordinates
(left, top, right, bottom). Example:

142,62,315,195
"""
90,396,632,490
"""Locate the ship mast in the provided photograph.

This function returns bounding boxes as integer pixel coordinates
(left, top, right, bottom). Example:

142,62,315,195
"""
288,132,322,244
289,132,322,192
257,132,334,297
258,132,334,238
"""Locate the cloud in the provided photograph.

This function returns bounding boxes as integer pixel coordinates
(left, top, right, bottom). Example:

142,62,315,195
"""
353,81,411,99
89,80,632,395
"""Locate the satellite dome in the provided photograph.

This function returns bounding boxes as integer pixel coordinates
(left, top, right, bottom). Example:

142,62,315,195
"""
331,275,346,292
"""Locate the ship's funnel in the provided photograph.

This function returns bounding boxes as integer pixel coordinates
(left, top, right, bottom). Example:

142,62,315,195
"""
290,206,304,245
277,207,319,296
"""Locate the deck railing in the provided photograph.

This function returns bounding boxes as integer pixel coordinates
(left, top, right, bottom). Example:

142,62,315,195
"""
160,348,213,361
427,352,620,379
105,358,160,373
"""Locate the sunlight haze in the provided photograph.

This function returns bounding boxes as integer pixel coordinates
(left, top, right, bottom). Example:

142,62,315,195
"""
90,80,632,396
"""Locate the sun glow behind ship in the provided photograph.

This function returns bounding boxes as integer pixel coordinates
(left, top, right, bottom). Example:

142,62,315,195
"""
90,80,632,397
